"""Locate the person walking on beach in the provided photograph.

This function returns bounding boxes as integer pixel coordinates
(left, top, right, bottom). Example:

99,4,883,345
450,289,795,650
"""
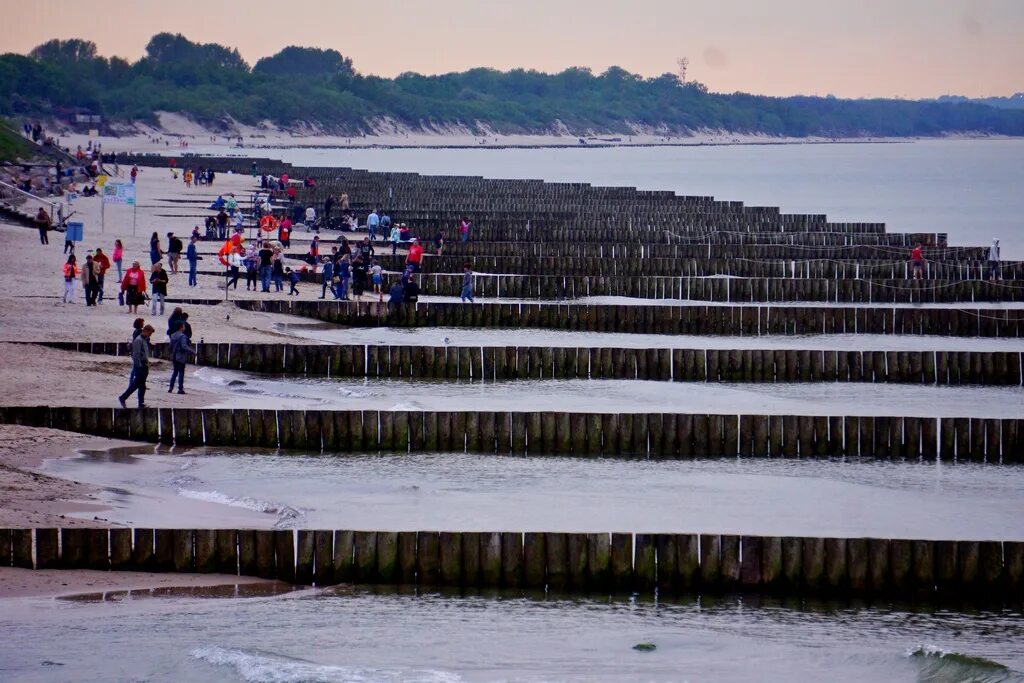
121,261,147,314
61,254,79,303
150,262,169,314
286,267,301,295
335,254,351,300
461,263,475,303
112,239,124,281
320,256,334,299
370,259,384,301
367,208,380,240
167,232,183,274
258,242,274,292
167,320,196,394
118,324,154,409
910,243,924,280
244,243,258,291
406,238,424,273
226,248,243,290
149,232,163,265
186,236,199,287
35,207,51,245
81,253,101,306
389,223,401,255
271,248,285,292
987,238,1001,281
387,278,405,312
93,247,111,303
130,165,138,184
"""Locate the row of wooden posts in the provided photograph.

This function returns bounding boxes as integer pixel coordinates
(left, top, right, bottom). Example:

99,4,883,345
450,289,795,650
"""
43,341,1024,386
433,241,984,261
2,406,1021,461
286,254,1021,280
235,299,1024,337
280,269,1024,304
3,527,1021,598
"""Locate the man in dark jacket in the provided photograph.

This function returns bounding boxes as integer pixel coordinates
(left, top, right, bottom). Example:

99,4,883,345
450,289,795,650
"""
168,321,196,394
118,324,154,408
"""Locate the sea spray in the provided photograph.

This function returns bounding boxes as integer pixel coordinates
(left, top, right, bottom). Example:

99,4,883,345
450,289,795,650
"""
191,646,463,683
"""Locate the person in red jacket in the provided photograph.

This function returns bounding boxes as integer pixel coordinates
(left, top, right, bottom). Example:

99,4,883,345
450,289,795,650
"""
121,261,148,314
405,239,424,273
93,247,112,303
910,243,924,280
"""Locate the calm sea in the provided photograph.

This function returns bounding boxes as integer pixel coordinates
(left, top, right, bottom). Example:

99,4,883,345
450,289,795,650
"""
204,139,1024,258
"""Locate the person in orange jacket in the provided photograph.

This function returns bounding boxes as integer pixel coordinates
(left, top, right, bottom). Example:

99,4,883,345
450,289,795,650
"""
62,254,79,303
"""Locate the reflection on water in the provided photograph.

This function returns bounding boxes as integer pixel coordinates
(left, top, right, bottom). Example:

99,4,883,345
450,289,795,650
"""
2,585,1022,682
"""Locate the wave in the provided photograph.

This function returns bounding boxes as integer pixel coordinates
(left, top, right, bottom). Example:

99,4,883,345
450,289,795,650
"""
191,646,463,683
176,489,306,528
906,645,1016,683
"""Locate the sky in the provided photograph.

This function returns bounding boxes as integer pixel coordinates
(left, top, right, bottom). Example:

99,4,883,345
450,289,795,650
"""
2,0,1022,98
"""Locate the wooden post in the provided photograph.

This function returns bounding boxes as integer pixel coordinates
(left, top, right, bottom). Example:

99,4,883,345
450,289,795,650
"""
610,533,633,592
480,531,502,587
523,532,546,589
439,531,463,586
587,532,611,592
501,532,524,588
417,531,441,586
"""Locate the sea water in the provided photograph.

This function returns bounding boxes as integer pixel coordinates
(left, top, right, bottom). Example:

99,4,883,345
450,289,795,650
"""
1,586,1022,682
43,449,1024,539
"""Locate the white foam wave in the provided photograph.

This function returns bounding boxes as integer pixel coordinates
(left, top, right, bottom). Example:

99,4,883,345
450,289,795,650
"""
177,488,306,527
389,403,423,411
191,646,463,683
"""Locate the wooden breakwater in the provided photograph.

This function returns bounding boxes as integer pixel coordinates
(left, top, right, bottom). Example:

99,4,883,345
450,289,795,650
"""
279,254,1023,280
206,267,1024,304
2,406,1021,461
3,527,1021,599
41,342,1024,386
233,299,1024,337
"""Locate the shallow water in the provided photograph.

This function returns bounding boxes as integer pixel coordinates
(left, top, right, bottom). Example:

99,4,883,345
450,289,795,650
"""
44,450,1024,539
192,368,1024,418
1,587,1022,682
275,322,1024,351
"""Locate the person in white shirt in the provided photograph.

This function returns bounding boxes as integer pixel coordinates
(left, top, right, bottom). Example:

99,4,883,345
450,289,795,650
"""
987,238,1001,281
305,206,317,230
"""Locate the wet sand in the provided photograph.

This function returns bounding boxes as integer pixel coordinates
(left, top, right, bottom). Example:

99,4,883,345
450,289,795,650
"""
0,567,275,599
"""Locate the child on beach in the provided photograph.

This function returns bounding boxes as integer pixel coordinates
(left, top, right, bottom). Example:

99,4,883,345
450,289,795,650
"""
286,268,301,296
370,259,384,301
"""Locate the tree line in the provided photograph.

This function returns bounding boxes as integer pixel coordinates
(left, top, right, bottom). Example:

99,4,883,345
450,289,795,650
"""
3,34,1023,138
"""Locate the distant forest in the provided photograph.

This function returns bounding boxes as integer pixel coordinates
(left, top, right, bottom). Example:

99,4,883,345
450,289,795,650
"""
3,33,1024,137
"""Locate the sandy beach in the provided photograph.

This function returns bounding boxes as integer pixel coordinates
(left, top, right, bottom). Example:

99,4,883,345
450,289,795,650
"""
0,162,359,581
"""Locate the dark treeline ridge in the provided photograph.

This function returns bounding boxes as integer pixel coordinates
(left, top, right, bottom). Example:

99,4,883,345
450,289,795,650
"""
3,33,1024,137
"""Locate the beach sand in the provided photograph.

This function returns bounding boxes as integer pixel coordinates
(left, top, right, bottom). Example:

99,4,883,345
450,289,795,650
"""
0,566,276,599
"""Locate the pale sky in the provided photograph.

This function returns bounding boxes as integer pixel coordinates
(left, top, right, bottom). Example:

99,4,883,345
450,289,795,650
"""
2,0,1022,98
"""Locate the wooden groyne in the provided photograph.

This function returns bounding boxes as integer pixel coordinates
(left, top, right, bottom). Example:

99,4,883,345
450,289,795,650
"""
233,299,1024,337
291,254,1023,280
41,342,1024,386
2,406,1020,461
3,527,1021,600
210,268,1024,303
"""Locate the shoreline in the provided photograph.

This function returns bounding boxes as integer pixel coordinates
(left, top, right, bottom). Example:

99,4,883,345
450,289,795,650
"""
0,566,279,599
54,116,1018,156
